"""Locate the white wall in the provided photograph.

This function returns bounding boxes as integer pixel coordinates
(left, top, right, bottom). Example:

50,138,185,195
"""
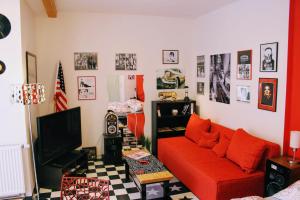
0,0,27,145
35,13,194,155
193,0,289,146
20,0,37,195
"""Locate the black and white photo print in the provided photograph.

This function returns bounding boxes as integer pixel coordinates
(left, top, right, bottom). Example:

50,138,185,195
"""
237,50,252,80
209,53,231,104
116,53,137,70
197,82,204,95
260,42,278,72
197,55,205,78
236,85,250,103
74,52,98,70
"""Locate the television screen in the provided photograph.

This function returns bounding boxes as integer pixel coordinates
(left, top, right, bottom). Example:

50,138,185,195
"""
37,107,82,165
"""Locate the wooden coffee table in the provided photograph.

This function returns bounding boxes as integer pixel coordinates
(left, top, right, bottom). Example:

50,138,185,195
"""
122,148,174,200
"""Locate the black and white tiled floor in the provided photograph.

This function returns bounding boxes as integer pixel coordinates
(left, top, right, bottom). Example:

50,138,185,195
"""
26,158,198,200
25,128,198,199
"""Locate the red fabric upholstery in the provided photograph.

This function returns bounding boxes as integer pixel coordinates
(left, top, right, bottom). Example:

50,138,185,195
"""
185,114,211,143
212,134,231,157
158,121,281,200
226,129,266,173
197,131,219,148
127,113,144,139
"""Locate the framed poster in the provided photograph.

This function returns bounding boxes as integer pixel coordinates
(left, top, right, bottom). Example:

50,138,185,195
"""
236,85,250,103
237,50,252,80
115,53,137,70
162,50,179,64
260,42,278,72
78,76,96,100
74,52,98,70
209,53,231,104
197,55,205,78
258,78,278,112
26,51,37,83
156,68,185,89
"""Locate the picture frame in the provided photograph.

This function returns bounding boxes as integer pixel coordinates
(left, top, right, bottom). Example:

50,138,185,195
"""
156,68,185,89
258,78,278,112
197,82,204,95
74,52,98,70
197,55,205,78
260,42,278,72
162,50,179,64
77,76,96,100
236,85,250,103
82,147,97,160
26,51,37,84
115,53,137,70
237,50,252,80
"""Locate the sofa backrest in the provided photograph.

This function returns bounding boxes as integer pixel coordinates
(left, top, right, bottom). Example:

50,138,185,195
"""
210,122,280,172
210,122,235,139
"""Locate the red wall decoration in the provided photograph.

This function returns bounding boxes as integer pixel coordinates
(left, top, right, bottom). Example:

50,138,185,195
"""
283,0,300,158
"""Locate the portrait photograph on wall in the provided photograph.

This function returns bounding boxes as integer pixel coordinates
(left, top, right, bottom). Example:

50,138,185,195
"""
258,78,278,112
260,42,278,72
156,68,185,89
209,53,231,104
74,52,98,70
197,55,205,78
236,85,250,103
237,50,252,80
78,76,96,100
115,53,137,70
197,82,205,95
162,50,179,64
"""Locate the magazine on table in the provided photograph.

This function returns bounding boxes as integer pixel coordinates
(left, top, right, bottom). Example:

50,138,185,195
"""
126,150,150,160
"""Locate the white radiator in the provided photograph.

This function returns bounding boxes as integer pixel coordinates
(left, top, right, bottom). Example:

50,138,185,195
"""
0,144,25,198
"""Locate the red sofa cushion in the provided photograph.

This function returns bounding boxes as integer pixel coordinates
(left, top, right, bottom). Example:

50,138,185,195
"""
226,129,266,173
197,131,219,148
185,114,211,143
213,133,231,157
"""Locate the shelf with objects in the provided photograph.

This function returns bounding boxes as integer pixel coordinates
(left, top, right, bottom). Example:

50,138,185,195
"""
151,100,196,156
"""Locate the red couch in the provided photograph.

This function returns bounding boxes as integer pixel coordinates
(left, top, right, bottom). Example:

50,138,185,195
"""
158,122,280,200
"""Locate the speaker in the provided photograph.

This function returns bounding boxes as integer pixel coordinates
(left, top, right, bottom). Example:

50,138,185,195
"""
265,158,300,197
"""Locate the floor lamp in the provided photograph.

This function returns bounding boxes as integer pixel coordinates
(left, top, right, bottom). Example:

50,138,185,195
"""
12,83,45,200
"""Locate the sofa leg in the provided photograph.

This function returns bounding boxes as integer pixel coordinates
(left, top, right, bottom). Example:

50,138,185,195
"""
141,184,146,200
163,181,169,199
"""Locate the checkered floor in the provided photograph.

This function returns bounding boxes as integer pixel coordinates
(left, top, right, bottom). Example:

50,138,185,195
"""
24,128,198,199
24,158,198,200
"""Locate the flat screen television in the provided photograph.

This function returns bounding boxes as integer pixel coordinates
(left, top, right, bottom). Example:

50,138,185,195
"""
37,107,82,165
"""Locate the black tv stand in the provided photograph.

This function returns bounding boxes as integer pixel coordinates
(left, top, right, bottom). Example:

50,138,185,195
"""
37,150,88,190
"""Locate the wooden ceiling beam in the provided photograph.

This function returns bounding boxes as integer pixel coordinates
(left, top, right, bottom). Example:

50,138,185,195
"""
42,0,57,18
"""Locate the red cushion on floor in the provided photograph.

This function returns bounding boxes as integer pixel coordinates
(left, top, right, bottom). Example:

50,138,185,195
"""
212,134,231,157
185,114,211,143
226,129,266,173
197,131,219,148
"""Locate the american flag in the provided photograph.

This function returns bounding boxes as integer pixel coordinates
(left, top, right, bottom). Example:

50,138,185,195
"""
54,62,68,112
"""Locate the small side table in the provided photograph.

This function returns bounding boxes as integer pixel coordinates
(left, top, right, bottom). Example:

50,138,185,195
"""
103,134,123,165
265,156,300,197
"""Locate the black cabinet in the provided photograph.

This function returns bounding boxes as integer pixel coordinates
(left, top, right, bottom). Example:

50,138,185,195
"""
103,134,123,165
151,100,196,156
37,150,88,190
265,156,300,197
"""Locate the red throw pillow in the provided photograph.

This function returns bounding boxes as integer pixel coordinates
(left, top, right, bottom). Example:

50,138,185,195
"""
197,131,219,148
185,114,211,143
226,129,266,173
212,134,231,157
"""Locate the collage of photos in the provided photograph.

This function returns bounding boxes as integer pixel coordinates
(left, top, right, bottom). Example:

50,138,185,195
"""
196,41,279,112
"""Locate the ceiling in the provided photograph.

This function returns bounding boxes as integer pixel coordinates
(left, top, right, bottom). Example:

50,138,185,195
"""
25,0,237,18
